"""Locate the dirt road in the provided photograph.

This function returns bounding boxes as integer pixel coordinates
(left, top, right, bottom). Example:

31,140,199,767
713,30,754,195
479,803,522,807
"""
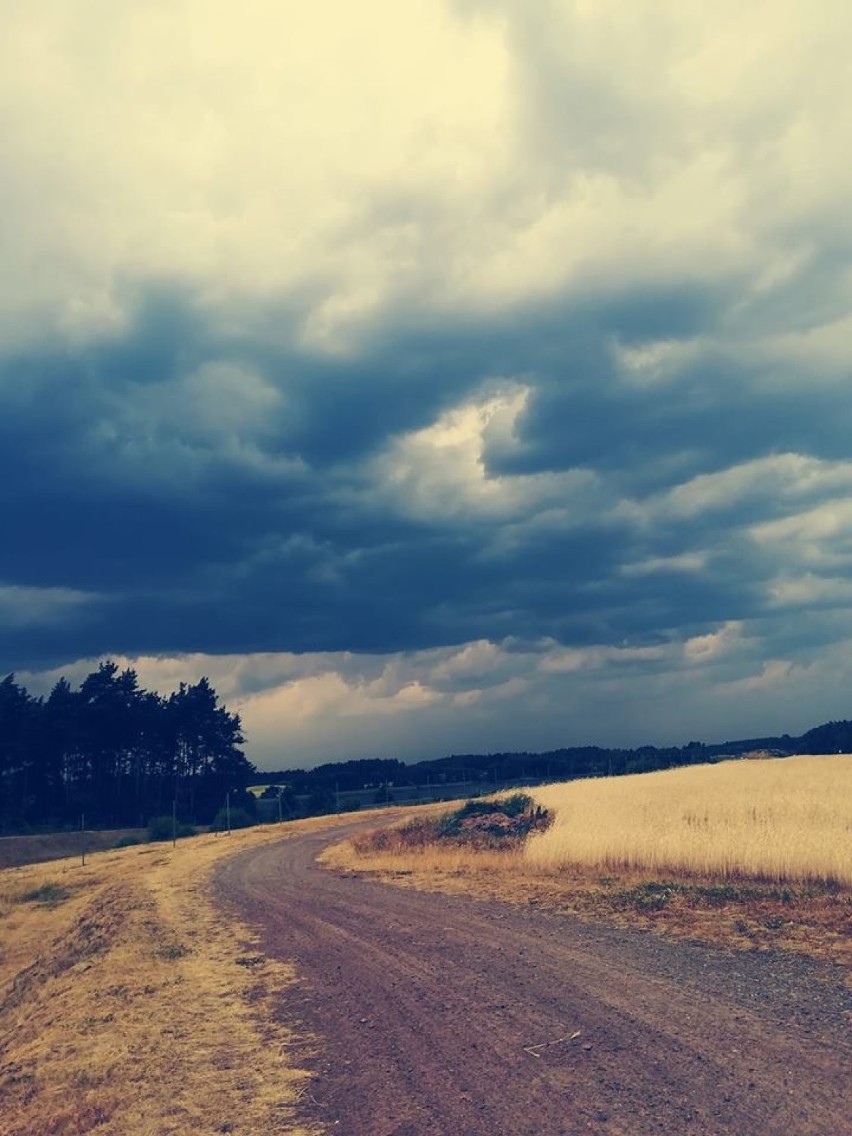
214,825,850,1136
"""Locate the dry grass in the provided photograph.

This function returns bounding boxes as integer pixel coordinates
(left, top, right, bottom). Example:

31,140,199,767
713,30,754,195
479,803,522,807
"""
326,761,852,971
326,838,852,969
0,821,342,1136
527,755,852,885
325,839,527,886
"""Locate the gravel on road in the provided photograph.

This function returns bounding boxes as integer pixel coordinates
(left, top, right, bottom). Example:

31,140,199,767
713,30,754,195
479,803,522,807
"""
213,824,851,1136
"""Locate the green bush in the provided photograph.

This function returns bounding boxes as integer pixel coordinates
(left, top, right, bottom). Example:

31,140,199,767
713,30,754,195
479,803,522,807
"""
147,815,196,842
499,792,535,817
113,835,142,848
437,792,536,836
212,806,256,832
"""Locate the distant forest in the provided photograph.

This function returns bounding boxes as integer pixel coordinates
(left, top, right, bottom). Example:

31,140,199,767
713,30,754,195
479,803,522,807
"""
2,659,851,833
0,663,254,832
254,718,852,817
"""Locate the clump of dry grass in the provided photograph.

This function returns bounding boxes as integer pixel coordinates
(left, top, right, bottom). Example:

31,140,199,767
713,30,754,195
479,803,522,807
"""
328,837,527,885
351,816,447,856
0,823,334,1136
0,879,74,915
526,755,852,885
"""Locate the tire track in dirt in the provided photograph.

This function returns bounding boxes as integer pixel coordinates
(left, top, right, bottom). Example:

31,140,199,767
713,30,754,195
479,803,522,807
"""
214,824,850,1136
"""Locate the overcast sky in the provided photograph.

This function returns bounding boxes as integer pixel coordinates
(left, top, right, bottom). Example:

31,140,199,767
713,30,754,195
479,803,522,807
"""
4,1,852,768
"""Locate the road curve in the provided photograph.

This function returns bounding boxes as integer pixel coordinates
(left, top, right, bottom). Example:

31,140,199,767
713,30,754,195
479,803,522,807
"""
213,824,850,1136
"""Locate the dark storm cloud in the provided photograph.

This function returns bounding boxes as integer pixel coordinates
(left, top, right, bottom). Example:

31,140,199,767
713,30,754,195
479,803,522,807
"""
4,251,852,682
4,0,852,767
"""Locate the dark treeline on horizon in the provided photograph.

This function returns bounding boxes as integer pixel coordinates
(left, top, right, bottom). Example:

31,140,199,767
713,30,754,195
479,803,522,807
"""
3,656,851,830
0,662,254,832
254,718,852,815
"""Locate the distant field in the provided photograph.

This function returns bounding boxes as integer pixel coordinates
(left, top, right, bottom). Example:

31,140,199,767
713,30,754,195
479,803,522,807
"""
329,755,851,966
527,755,852,885
0,829,145,870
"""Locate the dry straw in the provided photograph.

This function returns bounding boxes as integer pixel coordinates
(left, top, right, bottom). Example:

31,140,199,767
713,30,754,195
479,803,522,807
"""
526,755,852,885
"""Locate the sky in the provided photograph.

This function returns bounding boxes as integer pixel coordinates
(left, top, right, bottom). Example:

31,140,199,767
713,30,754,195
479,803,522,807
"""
4,1,852,769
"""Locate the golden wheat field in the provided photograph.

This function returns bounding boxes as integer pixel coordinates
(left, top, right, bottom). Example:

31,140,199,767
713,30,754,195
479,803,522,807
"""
526,755,852,885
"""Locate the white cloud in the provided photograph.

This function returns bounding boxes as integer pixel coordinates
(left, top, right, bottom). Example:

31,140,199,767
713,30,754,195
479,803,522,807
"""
425,639,505,683
751,498,852,546
0,0,512,352
373,384,597,521
15,623,852,766
613,338,705,388
2,0,850,356
766,310,852,375
621,552,707,576
629,455,852,525
540,644,666,674
768,574,852,609
240,671,445,727
719,658,796,694
683,621,743,664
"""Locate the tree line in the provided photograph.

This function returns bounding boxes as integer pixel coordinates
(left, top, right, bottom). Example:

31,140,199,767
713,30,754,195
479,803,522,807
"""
0,662,255,832
254,721,840,816
3,654,847,832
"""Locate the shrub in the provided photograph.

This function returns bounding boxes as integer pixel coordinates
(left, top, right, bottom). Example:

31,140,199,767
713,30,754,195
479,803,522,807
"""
15,882,71,906
354,794,551,855
113,835,142,848
147,815,196,842
212,806,256,832
500,792,535,818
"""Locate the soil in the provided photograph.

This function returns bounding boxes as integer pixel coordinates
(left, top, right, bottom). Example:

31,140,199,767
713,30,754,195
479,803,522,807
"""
214,821,851,1136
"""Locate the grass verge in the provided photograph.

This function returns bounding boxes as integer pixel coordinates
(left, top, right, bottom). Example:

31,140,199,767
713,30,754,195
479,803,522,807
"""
323,802,852,973
0,821,341,1136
